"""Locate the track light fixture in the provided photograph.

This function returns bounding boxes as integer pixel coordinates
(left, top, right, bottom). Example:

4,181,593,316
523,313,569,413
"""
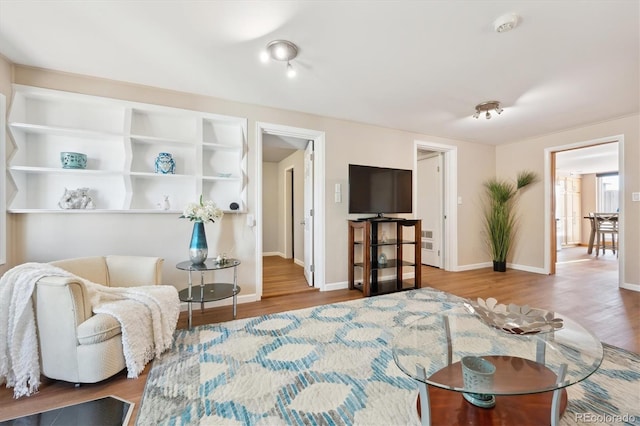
473,101,503,119
260,40,299,78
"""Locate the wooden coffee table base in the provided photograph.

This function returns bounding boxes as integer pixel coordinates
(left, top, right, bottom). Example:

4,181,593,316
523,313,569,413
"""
417,356,568,425
417,389,567,425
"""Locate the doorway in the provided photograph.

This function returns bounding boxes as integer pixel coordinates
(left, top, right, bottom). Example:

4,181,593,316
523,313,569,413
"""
417,150,443,268
414,140,458,271
545,136,623,287
256,123,326,299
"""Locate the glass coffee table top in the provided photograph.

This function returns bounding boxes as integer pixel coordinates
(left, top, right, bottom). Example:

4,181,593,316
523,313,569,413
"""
392,305,603,396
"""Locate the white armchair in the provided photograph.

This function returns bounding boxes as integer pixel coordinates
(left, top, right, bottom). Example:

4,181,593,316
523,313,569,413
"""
34,255,164,384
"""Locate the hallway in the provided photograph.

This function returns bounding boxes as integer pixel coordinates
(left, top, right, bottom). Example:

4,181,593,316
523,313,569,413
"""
262,255,317,298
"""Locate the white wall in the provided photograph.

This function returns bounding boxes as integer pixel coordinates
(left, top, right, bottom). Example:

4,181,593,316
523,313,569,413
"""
277,150,304,264
6,65,637,296
6,66,495,299
262,162,278,254
496,115,639,288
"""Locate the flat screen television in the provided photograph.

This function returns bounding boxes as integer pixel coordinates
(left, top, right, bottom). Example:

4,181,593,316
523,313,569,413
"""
348,164,412,217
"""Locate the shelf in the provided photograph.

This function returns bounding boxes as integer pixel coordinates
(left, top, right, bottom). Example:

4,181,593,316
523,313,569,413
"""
10,122,122,139
130,142,197,175
10,166,123,175
8,85,248,213
129,171,194,179
352,279,417,296
130,134,196,146
348,218,422,297
7,209,183,214
202,175,242,181
354,239,416,246
354,259,416,270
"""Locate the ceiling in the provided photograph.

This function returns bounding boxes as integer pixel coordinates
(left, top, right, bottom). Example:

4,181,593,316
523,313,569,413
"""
0,1,638,146
262,134,307,163
555,142,618,175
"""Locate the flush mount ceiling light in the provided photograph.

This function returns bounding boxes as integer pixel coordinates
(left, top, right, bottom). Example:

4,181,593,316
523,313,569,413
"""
473,101,503,119
494,13,520,33
260,39,299,78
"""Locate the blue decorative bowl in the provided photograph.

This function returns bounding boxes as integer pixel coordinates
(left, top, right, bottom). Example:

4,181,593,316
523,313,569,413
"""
60,152,87,169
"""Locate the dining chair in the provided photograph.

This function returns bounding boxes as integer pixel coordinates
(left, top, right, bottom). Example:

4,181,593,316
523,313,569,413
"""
593,213,618,257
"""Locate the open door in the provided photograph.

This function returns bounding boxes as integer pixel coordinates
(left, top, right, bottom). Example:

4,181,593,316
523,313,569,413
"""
303,140,314,286
418,153,443,268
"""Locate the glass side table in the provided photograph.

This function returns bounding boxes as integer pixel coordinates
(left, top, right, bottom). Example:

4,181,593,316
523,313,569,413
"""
176,258,241,329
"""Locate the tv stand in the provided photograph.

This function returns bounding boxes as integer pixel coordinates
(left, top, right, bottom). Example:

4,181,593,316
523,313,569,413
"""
348,218,421,297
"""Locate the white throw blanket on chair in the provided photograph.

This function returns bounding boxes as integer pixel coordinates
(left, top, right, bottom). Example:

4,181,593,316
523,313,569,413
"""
0,262,180,398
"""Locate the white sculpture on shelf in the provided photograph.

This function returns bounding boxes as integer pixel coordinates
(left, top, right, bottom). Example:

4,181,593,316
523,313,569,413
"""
157,195,170,210
58,187,95,210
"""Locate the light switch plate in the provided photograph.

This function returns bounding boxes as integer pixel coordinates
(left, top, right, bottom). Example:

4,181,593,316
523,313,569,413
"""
632,192,640,202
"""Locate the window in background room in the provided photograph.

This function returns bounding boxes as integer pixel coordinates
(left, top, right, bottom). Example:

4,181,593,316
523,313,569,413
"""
597,172,619,213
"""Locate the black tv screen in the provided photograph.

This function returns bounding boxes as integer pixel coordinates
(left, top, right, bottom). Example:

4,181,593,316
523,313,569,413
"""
348,164,412,216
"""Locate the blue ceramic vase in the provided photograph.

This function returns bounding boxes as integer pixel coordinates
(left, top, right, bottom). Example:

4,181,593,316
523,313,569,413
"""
155,152,175,174
189,221,208,264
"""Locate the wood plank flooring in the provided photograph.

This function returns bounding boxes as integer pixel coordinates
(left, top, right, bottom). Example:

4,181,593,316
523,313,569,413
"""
261,255,317,298
1,247,637,424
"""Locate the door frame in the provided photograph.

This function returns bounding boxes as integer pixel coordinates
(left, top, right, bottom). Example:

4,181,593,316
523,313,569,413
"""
284,166,294,259
543,135,624,288
256,122,326,298
414,140,458,271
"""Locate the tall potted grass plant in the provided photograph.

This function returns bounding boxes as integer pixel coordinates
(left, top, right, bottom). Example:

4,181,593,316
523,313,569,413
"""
482,171,538,272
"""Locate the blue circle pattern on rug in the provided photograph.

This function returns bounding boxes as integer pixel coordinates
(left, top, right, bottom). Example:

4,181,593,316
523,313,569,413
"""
136,288,640,426
245,313,303,337
253,336,322,371
310,304,357,322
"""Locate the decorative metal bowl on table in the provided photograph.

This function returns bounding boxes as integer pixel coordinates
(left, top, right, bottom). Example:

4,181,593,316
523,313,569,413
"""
464,297,564,335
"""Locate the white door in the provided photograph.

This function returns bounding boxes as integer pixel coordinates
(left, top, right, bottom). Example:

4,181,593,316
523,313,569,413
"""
303,140,314,286
418,154,443,268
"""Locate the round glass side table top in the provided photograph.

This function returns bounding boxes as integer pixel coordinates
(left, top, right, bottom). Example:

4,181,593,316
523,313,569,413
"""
391,305,603,425
176,258,241,272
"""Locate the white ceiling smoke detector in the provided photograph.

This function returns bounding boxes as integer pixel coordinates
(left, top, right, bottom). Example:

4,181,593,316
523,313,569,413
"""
494,13,520,33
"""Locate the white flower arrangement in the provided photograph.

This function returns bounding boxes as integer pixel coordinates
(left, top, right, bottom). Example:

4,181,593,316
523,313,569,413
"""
180,195,224,223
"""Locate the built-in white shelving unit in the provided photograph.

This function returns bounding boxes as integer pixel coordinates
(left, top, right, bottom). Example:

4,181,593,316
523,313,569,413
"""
7,85,247,213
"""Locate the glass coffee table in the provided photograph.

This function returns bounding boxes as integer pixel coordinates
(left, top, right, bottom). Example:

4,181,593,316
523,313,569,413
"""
392,304,603,426
176,259,241,329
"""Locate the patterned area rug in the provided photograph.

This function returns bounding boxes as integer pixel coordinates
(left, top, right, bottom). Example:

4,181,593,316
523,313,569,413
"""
136,288,640,425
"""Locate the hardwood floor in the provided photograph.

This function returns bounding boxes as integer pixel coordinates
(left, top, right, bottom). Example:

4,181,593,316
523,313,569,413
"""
1,247,637,423
261,255,317,298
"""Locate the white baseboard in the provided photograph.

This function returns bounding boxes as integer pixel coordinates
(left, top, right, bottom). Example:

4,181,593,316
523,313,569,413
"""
508,263,547,274
262,252,283,257
455,261,546,275
621,282,640,292
323,281,349,291
294,258,304,267
456,262,492,271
